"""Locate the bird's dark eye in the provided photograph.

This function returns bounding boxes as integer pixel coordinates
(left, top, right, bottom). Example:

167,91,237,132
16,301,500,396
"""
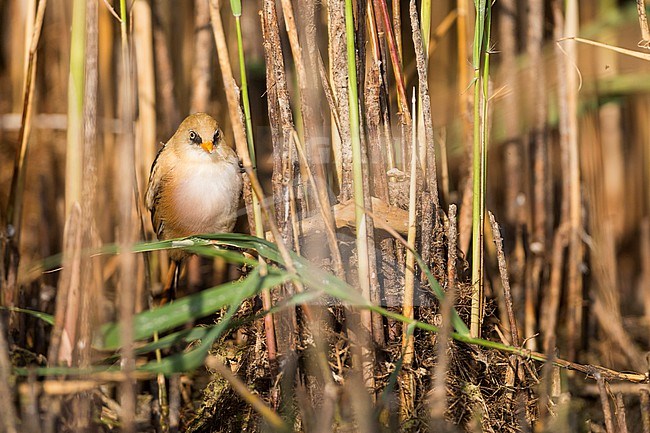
189,130,201,144
213,129,221,143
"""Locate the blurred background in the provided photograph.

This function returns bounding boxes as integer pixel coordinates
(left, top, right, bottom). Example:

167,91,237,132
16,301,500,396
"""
1,0,650,431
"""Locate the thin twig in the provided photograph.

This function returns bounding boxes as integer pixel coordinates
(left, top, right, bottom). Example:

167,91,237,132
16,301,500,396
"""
597,374,615,433
488,212,520,346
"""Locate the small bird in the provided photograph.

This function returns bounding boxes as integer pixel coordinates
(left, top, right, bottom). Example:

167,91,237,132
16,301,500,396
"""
145,113,243,301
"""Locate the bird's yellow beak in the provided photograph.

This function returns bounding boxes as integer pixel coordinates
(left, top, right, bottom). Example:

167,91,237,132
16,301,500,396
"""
201,141,215,153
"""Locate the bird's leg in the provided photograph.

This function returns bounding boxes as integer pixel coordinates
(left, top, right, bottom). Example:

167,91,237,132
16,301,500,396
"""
161,260,182,305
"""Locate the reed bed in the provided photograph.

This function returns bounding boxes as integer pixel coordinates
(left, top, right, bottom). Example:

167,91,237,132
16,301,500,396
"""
1,0,650,432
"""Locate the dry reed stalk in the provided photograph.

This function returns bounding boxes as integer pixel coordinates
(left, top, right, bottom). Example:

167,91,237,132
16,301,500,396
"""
3,0,47,310
133,1,156,182
563,0,584,361
116,0,137,430
615,393,629,433
373,0,410,123
65,0,85,219
364,1,402,345
528,0,549,255
488,212,520,346
409,0,439,210
597,374,615,433
525,0,548,354
75,0,99,370
456,0,473,256
261,0,299,244
641,388,650,433
429,204,458,421
260,0,300,359
545,0,572,359
131,0,156,316
328,0,352,198
642,219,650,340
11,0,36,111
0,311,18,433
596,3,625,241
541,223,569,353
399,91,418,419
391,0,402,62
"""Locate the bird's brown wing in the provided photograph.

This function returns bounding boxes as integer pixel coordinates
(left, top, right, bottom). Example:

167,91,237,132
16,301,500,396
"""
145,143,168,238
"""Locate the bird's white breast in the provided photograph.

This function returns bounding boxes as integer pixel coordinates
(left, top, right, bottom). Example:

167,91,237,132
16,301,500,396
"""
170,159,242,234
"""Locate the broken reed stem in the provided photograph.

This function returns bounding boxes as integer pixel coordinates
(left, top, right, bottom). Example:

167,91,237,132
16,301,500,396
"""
636,0,650,47
488,212,520,346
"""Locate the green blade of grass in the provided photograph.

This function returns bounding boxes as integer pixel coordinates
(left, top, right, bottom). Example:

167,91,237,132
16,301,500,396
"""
99,267,289,350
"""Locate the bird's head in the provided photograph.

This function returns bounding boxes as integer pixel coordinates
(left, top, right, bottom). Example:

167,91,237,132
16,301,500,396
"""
170,113,229,162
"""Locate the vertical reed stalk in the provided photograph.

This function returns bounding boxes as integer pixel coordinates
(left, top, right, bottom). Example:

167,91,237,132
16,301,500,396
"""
117,0,136,431
469,0,491,338
344,0,375,392
65,0,85,216
430,204,458,421
399,91,418,419
564,0,583,360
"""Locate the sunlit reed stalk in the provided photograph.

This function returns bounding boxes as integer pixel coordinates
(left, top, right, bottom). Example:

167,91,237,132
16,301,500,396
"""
417,0,431,172
117,0,137,431
564,0,583,360
399,90,418,418
65,0,85,216
470,0,492,338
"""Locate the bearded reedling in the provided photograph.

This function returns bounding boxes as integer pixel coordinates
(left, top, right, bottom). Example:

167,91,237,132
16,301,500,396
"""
145,113,243,302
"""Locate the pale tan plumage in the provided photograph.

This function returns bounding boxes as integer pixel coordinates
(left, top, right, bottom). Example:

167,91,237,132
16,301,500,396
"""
146,113,243,262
